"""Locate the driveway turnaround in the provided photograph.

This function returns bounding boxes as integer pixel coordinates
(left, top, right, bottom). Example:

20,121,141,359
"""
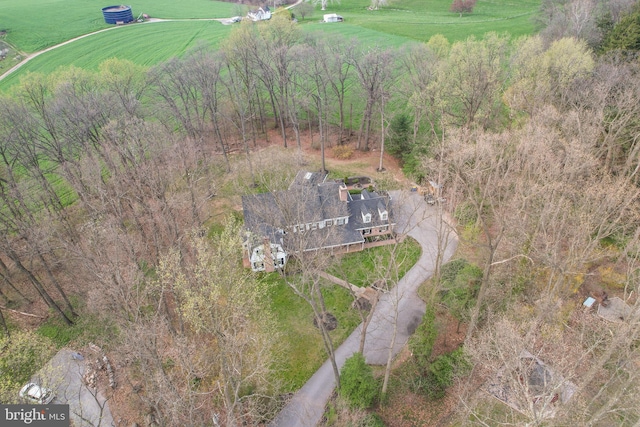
272,191,458,427
35,349,115,427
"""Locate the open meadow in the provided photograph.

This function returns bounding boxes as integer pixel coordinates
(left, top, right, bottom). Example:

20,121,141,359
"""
0,0,541,91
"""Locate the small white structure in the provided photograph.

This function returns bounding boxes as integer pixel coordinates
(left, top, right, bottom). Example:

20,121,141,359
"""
248,7,272,21
323,13,343,23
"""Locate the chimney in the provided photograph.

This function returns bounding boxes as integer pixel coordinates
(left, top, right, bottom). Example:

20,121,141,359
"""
339,184,348,202
263,237,275,273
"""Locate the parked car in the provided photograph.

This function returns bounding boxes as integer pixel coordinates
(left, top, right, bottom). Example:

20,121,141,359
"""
19,382,54,404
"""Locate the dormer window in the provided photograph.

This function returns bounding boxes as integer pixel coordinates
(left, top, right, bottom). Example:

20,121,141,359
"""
378,201,388,221
361,205,372,223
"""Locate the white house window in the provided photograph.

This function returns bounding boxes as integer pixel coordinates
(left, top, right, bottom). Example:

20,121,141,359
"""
311,222,318,230
363,228,371,235
362,213,372,223
380,211,388,221
325,219,332,227
336,218,345,225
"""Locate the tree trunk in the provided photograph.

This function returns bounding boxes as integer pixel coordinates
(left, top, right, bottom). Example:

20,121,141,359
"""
5,248,73,325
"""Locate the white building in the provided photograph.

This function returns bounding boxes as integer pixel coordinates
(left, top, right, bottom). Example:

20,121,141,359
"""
247,7,272,21
323,13,344,23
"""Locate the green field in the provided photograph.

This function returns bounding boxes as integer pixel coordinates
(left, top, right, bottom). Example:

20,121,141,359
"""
0,0,237,53
308,0,541,43
0,0,541,91
0,21,233,89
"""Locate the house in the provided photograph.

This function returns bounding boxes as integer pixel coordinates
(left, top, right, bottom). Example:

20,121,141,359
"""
247,6,271,21
323,13,344,23
242,171,395,272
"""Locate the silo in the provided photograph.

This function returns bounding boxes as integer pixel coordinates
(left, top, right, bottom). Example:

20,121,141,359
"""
102,5,134,24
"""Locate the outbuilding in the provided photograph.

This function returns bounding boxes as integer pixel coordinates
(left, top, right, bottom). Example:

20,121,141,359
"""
323,13,344,23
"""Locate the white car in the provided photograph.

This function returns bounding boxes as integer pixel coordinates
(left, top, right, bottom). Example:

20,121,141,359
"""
19,382,54,404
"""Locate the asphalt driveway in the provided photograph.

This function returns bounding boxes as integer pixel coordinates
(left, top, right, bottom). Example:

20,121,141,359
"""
34,349,115,427
272,191,458,427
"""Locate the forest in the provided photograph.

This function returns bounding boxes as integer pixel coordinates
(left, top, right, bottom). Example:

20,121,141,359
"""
1,0,640,425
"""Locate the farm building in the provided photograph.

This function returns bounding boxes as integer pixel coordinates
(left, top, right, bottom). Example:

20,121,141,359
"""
102,5,134,25
323,14,344,23
247,6,272,21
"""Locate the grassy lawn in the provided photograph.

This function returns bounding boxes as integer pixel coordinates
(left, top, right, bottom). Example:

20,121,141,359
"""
301,0,541,43
270,237,421,390
329,237,422,288
266,273,361,390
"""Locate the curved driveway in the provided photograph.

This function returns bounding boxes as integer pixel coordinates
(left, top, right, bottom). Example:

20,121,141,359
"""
272,191,458,427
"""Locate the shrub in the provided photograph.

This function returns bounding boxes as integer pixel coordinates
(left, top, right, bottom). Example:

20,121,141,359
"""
453,202,477,226
339,352,378,409
353,413,385,427
440,259,469,286
408,306,437,371
439,259,482,329
423,347,470,399
333,145,354,160
387,113,412,160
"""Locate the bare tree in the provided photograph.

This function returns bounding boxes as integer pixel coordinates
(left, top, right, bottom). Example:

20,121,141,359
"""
349,46,397,150
307,0,339,12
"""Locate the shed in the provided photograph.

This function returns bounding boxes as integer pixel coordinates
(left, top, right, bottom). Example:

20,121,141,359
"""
323,13,344,23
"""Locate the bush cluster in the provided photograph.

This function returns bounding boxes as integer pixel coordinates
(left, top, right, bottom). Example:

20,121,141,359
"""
339,352,379,409
333,145,354,160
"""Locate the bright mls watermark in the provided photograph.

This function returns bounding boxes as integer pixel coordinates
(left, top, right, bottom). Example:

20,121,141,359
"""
0,405,69,426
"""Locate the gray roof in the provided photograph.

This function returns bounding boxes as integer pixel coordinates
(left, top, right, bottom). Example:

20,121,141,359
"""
242,172,393,253
290,170,328,188
243,181,347,225
285,224,365,252
348,193,394,231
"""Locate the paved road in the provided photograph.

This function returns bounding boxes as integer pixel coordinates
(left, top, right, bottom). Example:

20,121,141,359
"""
35,349,115,427
272,191,458,427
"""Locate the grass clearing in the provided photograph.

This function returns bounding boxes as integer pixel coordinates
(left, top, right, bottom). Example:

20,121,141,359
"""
36,310,119,349
329,237,422,288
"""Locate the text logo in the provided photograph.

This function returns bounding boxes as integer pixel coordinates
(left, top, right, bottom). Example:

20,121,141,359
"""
0,405,69,427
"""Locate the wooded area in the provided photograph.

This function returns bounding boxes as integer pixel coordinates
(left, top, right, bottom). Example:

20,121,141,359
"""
1,1,640,425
